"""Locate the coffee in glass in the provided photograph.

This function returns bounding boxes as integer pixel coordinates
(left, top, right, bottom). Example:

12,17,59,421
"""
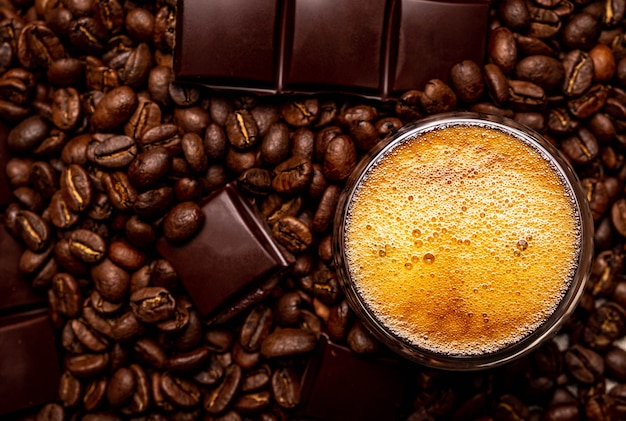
334,113,593,370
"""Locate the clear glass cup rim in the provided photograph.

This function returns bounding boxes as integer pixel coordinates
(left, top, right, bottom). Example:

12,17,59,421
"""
333,112,594,370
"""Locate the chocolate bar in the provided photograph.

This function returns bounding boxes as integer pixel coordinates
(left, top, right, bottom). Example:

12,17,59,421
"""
156,183,292,319
299,334,413,421
174,0,491,99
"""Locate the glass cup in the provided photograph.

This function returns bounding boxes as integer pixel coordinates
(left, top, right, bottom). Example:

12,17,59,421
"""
333,112,594,370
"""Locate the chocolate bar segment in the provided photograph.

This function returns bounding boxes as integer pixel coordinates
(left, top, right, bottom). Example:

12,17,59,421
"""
156,183,291,319
283,0,389,95
174,0,280,91
0,308,61,416
390,0,492,92
299,334,413,421
174,0,490,99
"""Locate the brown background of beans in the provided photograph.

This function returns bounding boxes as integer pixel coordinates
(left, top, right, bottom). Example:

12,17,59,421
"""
4,0,626,420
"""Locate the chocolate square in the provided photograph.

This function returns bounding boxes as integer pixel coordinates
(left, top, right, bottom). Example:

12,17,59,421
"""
156,184,291,319
174,0,280,90
0,220,45,313
299,335,413,421
283,0,388,94
0,308,61,416
389,0,491,92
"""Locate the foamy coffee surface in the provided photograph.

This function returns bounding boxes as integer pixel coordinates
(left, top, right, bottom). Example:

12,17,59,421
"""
344,125,581,356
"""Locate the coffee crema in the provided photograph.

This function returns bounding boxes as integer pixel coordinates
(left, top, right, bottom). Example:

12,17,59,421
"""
344,125,582,356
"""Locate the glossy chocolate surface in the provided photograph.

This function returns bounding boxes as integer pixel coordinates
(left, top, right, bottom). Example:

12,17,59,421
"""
299,334,412,421
174,0,490,98
0,308,60,415
156,183,291,319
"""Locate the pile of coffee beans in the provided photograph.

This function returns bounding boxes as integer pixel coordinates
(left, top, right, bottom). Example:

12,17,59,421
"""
3,0,626,419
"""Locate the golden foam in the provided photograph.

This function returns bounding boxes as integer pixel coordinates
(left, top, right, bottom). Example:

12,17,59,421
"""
345,126,580,355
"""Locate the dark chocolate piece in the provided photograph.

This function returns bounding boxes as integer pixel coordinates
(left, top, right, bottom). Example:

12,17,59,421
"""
0,122,12,207
299,334,413,421
174,0,490,98
0,308,61,416
156,183,291,319
0,220,45,313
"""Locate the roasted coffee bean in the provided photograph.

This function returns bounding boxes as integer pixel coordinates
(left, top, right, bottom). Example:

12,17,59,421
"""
280,98,319,126
60,164,93,213
16,209,50,252
133,186,174,218
14,186,44,211
87,135,137,169
17,22,65,69
180,132,208,173
51,273,82,318
160,373,201,408
204,364,242,414
561,128,599,164
583,302,626,350
312,184,341,233
36,402,65,421
59,370,82,408
347,319,380,354
450,60,484,103
322,134,357,182
106,367,136,408
168,81,200,107
167,346,211,373
508,80,546,110
271,155,313,194
140,123,182,155
129,287,174,325
489,27,517,74
71,318,108,352
484,63,510,106
238,168,272,196
272,216,313,253
271,367,300,409
107,239,145,271
111,310,144,341
587,113,616,143
260,328,317,358
128,146,171,190
420,79,458,114
240,306,273,353
90,290,123,316
225,110,258,150
568,84,608,118
8,115,49,153
91,258,129,303
68,229,106,264
233,390,271,414
162,201,204,243
327,300,352,342
134,337,166,370
125,98,161,140
91,85,138,131
102,171,137,211
514,55,564,92
562,12,600,51
65,353,110,378
498,0,530,30
562,50,594,97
